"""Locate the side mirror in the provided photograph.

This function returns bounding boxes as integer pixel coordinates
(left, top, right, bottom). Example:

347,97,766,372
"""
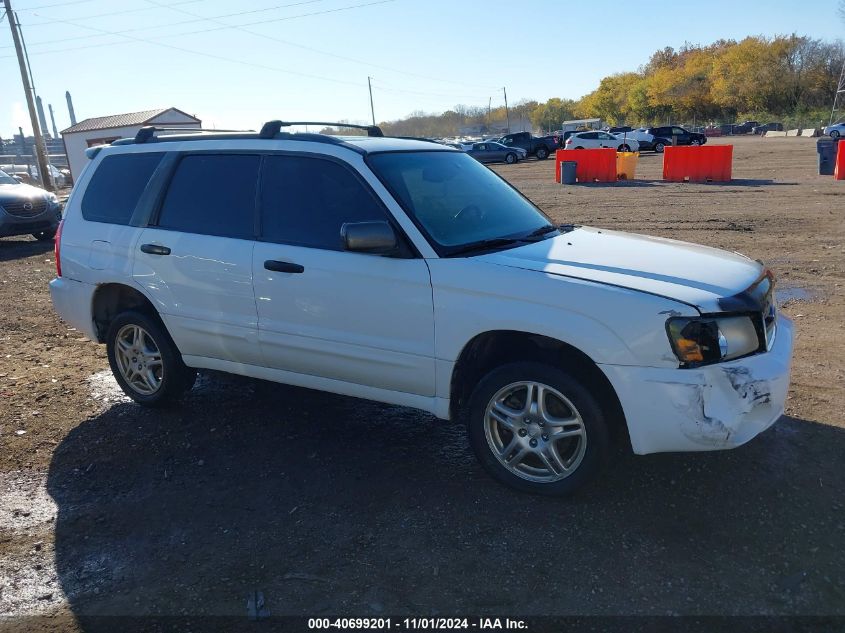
341,221,397,255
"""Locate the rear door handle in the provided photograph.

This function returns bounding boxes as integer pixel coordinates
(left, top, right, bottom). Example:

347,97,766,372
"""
264,260,304,274
140,243,171,256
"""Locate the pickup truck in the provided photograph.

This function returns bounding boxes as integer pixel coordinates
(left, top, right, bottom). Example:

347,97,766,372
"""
497,132,560,160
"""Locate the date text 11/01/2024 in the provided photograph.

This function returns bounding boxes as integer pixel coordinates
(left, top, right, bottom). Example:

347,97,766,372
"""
308,618,528,630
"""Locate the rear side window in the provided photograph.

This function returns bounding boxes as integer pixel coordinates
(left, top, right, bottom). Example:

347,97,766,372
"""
81,152,164,224
259,155,389,250
157,154,259,240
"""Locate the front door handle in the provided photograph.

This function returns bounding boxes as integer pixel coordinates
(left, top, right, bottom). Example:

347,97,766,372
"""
140,243,171,256
264,260,304,274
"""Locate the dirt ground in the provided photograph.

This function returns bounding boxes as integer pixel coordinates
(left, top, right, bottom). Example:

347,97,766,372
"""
0,136,843,631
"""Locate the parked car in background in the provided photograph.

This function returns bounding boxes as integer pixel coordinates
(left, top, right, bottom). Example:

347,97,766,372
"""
467,142,526,164
607,126,633,134
822,122,845,139
753,122,784,135
497,132,560,160
0,169,63,241
618,129,672,152
646,126,707,146
0,163,67,188
564,131,639,152
730,121,760,135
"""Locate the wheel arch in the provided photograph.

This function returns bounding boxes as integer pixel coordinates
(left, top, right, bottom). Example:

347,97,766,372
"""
91,282,159,343
449,330,629,449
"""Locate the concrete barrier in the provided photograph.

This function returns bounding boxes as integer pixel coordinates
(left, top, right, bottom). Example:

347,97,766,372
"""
800,128,820,137
765,130,788,137
786,129,801,137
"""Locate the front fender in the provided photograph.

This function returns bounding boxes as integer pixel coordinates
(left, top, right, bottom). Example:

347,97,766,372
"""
428,259,697,367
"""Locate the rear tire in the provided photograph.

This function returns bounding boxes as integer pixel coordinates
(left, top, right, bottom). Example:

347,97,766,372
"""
466,362,609,496
574,146,584,150
536,147,549,160
106,310,196,407
32,229,56,242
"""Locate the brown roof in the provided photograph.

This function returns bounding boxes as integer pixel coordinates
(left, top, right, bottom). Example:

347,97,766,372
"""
61,107,200,134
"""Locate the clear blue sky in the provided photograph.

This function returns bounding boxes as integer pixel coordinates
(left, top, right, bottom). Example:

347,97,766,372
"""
1,0,842,138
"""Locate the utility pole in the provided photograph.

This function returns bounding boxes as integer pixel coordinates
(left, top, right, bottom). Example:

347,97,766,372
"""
503,87,510,134
4,1,53,191
367,76,376,127
830,57,845,125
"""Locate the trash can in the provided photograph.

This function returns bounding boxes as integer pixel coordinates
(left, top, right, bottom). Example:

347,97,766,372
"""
817,138,837,176
560,161,577,184
616,152,639,180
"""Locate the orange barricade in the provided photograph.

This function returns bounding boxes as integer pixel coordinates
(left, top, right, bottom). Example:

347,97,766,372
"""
554,148,616,183
662,145,732,182
835,141,845,180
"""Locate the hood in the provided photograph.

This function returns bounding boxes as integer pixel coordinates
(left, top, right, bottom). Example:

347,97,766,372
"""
0,182,50,203
477,226,764,313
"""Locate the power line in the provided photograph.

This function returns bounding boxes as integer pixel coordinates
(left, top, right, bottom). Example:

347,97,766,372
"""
13,0,95,11
2,1,394,89
0,0,396,59
20,0,210,28
140,0,498,91
3,0,328,44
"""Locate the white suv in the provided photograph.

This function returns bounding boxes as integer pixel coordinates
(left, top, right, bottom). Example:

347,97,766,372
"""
49,121,793,495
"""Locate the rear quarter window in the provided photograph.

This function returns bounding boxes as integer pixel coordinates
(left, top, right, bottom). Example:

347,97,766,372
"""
81,152,164,224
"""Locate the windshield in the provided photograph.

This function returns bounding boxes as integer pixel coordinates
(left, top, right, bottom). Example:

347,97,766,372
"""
368,151,552,255
0,170,19,185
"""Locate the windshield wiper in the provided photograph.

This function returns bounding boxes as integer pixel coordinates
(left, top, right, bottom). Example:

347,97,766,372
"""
523,224,559,240
446,237,525,257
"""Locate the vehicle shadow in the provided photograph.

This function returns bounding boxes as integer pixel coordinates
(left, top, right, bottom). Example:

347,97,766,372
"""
47,372,845,628
0,237,53,262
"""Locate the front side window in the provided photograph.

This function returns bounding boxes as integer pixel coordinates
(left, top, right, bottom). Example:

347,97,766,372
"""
368,151,551,254
82,152,164,224
260,155,390,250
157,154,259,240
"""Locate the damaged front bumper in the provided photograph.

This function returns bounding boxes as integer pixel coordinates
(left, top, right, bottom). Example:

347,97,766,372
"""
599,314,794,455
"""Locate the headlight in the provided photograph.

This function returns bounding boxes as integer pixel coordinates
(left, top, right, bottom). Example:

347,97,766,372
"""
46,193,60,207
666,315,761,365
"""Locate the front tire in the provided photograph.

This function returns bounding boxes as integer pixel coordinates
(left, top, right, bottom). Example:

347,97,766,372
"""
831,130,840,139
505,153,517,164
466,362,609,496
535,147,549,160
618,144,631,152
106,310,196,407
654,141,665,153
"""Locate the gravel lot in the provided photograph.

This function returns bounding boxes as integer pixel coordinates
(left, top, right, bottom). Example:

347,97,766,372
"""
0,136,843,630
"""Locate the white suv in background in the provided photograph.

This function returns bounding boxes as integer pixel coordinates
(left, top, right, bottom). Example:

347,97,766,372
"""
50,121,793,495
564,131,639,152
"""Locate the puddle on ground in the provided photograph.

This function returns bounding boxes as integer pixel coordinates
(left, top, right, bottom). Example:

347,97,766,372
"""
776,286,816,304
0,471,64,616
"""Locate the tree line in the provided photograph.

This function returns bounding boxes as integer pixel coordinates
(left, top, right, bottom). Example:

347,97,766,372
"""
326,35,843,138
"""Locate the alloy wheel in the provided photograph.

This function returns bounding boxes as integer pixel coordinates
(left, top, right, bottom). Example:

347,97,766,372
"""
114,324,164,395
484,381,587,483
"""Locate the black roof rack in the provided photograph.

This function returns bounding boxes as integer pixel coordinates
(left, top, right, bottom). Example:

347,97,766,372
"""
109,121,389,154
259,120,383,138
133,126,252,143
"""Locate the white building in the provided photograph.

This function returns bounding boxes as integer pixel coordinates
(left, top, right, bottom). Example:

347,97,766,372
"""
61,107,201,180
